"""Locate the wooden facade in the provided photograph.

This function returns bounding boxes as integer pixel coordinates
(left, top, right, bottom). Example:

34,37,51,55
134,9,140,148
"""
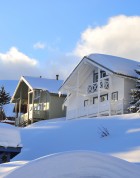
11,76,66,126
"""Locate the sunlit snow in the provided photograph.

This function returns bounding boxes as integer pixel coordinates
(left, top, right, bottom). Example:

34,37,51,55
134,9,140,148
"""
1,113,140,177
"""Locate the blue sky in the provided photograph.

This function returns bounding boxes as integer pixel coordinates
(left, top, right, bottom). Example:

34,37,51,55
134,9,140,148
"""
0,0,140,80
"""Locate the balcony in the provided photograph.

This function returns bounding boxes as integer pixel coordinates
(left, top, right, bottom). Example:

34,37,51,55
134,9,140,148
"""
87,77,109,94
16,110,47,126
66,99,128,119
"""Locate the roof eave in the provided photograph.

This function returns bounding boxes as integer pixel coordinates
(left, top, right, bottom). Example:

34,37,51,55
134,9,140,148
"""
85,56,114,74
113,72,138,80
59,55,138,93
59,56,86,91
21,76,33,90
85,56,138,80
10,76,33,103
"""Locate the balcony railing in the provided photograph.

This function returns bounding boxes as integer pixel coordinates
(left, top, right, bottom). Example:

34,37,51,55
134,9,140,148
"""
66,99,128,119
87,77,109,94
16,110,47,125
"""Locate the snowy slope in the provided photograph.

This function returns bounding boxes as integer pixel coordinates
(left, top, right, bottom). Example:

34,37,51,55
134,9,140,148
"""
13,113,140,163
0,113,140,177
4,151,140,178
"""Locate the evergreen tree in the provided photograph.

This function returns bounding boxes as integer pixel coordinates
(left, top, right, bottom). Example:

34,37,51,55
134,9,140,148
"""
128,68,140,113
0,86,11,120
0,86,11,108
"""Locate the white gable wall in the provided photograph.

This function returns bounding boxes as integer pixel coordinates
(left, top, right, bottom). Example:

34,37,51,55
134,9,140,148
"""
66,68,121,107
111,75,124,100
65,71,131,118
67,93,77,110
81,74,125,108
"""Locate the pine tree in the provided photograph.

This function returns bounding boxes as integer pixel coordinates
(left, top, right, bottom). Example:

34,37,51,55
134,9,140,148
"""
0,86,11,107
0,86,11,120
128,68,140,113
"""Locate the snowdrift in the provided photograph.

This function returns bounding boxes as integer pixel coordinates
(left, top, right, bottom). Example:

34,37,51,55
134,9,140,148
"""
4,151,140,178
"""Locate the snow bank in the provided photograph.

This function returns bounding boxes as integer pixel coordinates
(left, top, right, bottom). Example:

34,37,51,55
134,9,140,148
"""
4,151,140,178
0,123,21,147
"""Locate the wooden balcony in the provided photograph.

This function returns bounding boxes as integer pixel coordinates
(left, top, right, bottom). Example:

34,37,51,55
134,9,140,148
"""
66,99,128,119
15,110,47,126
87,77,109,94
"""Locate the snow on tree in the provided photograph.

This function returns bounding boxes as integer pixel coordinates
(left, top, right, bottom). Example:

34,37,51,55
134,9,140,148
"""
128,67,140,113
0,86,11,120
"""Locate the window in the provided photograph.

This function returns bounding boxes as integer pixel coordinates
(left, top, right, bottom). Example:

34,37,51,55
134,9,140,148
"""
100,94,108,102
93,94,108,104
34,90,40,100
112,92,118,101
101,71,106,78
93,71,107,83
93,97,98,104
93,73,98,83
84,100,88,107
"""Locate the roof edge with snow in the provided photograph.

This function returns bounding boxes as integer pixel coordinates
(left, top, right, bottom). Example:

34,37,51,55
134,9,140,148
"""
86,56,139,80
59,53,139,91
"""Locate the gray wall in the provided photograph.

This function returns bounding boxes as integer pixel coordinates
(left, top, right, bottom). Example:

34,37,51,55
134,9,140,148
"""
49,94,66,119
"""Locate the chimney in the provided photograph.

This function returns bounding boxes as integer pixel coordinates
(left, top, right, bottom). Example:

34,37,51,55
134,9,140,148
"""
56,74,59,80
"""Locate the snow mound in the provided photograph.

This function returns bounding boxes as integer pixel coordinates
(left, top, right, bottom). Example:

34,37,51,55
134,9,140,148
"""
0,123,21,147
4,151,140,178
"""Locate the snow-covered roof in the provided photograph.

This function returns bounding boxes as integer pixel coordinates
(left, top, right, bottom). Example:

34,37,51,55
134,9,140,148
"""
0,123,21,148
60,53,140,91
86,53,140,79
22,76,63,93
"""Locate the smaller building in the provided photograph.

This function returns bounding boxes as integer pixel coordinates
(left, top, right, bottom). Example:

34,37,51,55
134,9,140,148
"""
11,76,66,126
0,123,22,164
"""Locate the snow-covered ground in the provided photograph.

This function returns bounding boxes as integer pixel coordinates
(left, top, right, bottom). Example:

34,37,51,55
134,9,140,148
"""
0,123,21,147
3,151,140,178
13,113,140,163
1,113,140,177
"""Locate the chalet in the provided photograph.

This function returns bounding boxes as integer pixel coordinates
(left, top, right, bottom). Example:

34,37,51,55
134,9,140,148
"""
59,53,139,119
11,76,66,126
